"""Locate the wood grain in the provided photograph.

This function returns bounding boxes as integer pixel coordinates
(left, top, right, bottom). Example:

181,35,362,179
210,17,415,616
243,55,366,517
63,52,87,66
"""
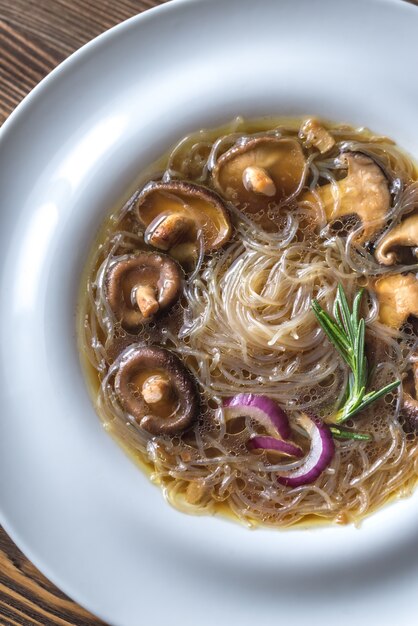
0,2,165,622
0,527,106,625
1,0,417,625
0,0,167,126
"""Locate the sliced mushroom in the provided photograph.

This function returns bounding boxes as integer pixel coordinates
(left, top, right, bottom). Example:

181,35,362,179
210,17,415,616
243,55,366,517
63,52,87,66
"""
212,136,306,213
402,362,418,432
106,252,182,331
115,345,199,435
375,212,418,265
134,180,231,261
402,393,418,432
371,281,418,430
299,118,335,154
302,152,391,242
374,273,418,328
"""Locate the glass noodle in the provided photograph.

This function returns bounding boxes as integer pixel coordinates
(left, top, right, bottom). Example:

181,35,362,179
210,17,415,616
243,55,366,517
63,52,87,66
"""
78,117,418,528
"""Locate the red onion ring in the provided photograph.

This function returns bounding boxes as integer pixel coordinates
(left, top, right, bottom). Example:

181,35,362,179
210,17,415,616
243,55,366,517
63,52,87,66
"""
248,436,304,457
276,414,335,487
223,395,334,486
223,394,290,439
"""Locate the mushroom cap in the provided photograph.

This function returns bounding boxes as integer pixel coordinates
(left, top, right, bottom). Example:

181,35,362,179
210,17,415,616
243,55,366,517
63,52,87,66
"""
105,252,182,332
403,361,418,398
302,152,391,243
212,136,306,212
134,180,231,252
402,362,418,432
402,392,418,432
115,345,199,435
374,272,418,328
375,212,418,265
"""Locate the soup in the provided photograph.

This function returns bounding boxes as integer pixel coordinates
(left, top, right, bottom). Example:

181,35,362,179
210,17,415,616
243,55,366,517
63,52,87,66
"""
78,117,418,528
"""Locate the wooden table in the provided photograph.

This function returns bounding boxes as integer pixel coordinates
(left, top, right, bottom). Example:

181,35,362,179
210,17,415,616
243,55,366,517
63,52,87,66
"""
1,0,418,624
0,2,165,623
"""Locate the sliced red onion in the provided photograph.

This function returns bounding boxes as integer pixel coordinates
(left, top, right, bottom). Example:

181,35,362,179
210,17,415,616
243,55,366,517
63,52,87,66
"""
248,436,303,458
276,414,334,488
223,394,290,439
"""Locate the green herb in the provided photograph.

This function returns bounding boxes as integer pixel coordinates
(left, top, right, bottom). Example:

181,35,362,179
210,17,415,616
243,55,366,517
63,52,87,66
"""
312,284,400,424
329,425,371,441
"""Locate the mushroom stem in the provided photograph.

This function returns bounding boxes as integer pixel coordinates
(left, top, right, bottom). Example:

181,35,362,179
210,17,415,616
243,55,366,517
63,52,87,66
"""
135,285,159,318
242,166,276,197
145,213,193,251
142,375,173,405
169,242,198,265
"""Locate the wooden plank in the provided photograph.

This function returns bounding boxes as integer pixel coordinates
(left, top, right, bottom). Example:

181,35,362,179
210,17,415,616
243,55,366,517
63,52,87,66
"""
0,0,166,125
0,0,417,624
0,527,106,624
0,1,165,622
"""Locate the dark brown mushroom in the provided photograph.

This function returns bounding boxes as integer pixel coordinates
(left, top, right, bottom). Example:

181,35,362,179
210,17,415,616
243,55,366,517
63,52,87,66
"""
403,395,418,432
105,252,182,332
115,345,199,435
375,212,418,265
212,136,306,213
134,180,231,263
301,152,391,243
402,362,418,432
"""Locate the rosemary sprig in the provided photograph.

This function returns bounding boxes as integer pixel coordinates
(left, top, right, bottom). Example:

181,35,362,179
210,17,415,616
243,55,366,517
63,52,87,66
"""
329,425,371,441
312,284,400,424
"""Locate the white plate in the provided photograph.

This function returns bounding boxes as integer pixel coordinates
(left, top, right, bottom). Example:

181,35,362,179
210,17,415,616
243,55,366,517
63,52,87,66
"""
1,0,418,624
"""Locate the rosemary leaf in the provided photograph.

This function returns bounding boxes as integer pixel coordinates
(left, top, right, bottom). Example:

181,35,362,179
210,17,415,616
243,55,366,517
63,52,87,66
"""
346,380,401,417
312,300,352,366
351,288,364,335
330,426,372,441
337,284,356,344
312,284,400,425
355,318,366,391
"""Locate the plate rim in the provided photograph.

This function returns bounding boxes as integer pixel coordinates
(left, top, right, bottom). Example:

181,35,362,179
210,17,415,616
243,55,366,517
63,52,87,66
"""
1,0,418,624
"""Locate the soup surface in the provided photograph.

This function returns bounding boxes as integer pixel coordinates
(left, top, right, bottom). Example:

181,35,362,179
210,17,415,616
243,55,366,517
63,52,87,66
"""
78,117,418,528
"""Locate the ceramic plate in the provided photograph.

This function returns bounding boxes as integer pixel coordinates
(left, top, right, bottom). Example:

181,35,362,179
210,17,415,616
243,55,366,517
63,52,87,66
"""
1,0,418,624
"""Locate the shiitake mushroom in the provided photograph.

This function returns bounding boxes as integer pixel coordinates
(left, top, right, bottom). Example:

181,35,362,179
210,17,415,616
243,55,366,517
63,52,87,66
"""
134,180,232,265
115,345,199,436
105,252,183,332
